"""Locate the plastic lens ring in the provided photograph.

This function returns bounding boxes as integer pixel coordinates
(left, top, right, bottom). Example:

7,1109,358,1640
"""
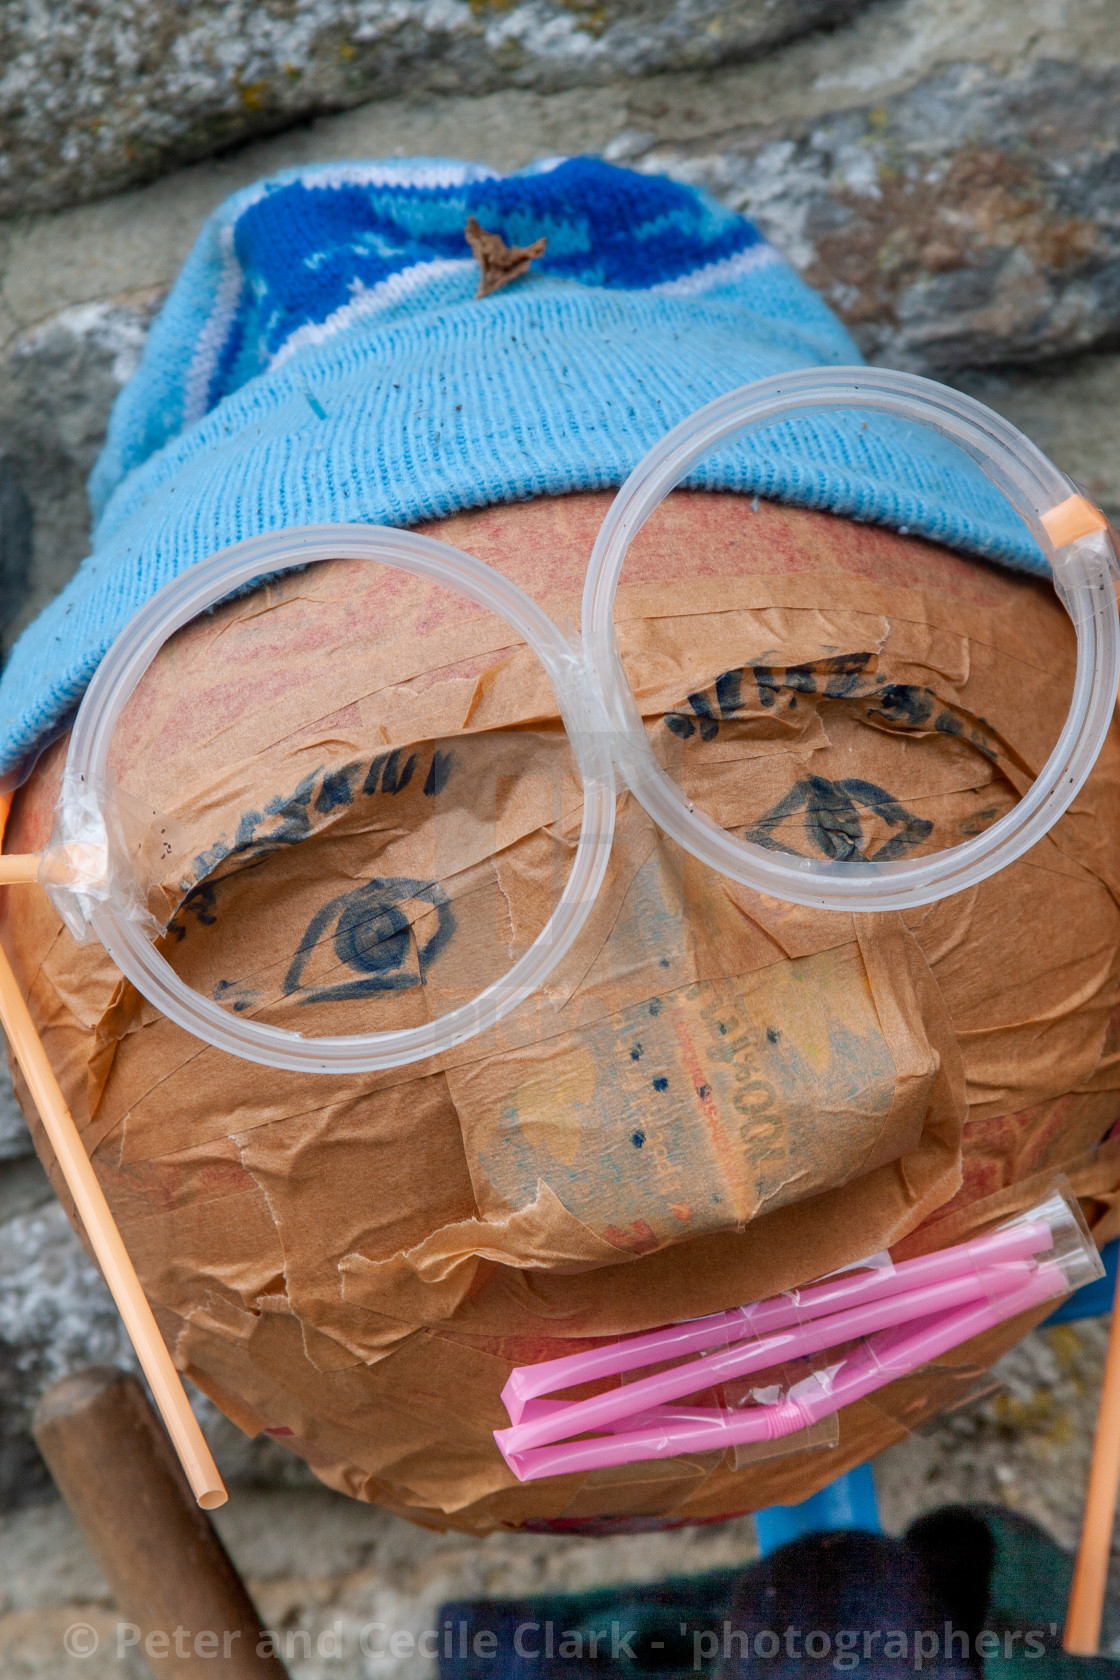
582,366,1120,913
62,526,615,1074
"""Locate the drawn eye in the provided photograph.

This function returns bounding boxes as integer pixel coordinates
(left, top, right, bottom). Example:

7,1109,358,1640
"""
334,895,412,975
282,875,456,1005
744,777,933,864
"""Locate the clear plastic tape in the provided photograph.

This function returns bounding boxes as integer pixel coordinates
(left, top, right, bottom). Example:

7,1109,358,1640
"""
854,1184,1100,1389
818,1250,895,1281
864,1363,997,1437
883,1181,1099,1316
786,1183,1102,1424
553,1449,724,1522
966,1179,1104,1299
40,769,180,945
723,1356,841,1470
582,367,1120,914
686,1292,810,1362
731,1411,839,1471
1051,527,1119,626
498,1378,825,1481
614,1350,841,1469
617,1316,751,1377
37,770,112,943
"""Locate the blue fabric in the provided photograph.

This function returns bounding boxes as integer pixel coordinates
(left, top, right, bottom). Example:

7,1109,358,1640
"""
755,1464,882,1556
0,155,1044,777
435,1508,1111,1680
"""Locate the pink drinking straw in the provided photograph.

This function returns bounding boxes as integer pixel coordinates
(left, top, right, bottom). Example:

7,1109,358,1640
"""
496,1255,1039,1457
497,1261,1066,1482
499,1219,1053,1425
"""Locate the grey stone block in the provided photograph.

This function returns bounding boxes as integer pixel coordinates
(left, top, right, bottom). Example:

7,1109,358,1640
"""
0,0,863,217
0,1158,52,1230
0,1199,133,1507
0,460,32,648
627,55,1120,370
0,292,165,654
0,1064,32,1163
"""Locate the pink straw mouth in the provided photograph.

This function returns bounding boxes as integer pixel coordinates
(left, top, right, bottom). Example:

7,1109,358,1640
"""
499,1219,1053,1426
496,1261,1067,1482
498,1254,1046,1457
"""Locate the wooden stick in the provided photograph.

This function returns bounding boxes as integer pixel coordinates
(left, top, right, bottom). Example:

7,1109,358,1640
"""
1064,1288,1120,1652
0,850,44,883
34,1368,286,1678
0,929,226,1508
0,809,225,1507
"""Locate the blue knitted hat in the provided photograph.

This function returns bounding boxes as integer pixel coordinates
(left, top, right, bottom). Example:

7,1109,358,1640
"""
0,155,1042,777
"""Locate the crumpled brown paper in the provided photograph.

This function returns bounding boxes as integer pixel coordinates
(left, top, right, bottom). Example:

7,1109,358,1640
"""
5,489,1120,1534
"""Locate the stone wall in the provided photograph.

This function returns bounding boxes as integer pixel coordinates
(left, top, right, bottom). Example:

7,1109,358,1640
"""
1,0,1119,1613
626,54,1120,371
3,0,1118,651
2,0,862,217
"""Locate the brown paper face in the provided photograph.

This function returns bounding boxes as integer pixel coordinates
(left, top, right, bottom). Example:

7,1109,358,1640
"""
96,520,987,1251
6,489,1120,1533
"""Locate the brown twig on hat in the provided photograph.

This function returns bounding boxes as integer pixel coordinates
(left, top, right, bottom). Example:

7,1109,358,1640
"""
465,216,548,299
